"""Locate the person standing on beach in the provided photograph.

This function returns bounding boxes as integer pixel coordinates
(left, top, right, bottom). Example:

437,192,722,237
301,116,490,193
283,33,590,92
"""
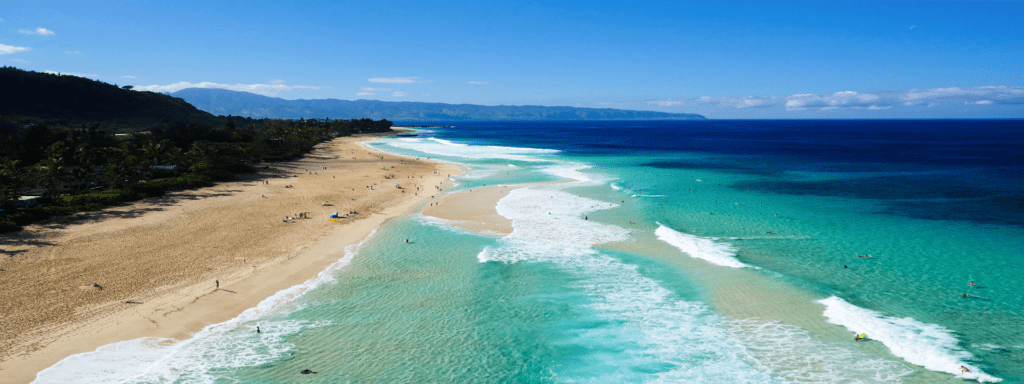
216,280,219,289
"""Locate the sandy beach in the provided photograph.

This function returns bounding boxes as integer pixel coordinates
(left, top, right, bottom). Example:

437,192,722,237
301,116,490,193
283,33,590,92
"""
0,132,459,383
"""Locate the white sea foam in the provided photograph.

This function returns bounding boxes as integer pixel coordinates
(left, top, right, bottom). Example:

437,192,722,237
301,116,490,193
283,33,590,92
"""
386,137,558,162
492,188,628,252
727,318,914,383
538,162,599,184
817,296,1002,383
480,187,773,381
427,137,467,147
609,182,621,190
34,229,380,383
655,224,748,268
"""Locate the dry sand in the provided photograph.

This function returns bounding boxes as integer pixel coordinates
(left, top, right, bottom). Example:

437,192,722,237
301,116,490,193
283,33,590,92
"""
0,133,459,383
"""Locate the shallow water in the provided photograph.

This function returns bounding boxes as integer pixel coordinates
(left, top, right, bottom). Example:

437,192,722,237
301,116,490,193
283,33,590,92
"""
36,120,1023,383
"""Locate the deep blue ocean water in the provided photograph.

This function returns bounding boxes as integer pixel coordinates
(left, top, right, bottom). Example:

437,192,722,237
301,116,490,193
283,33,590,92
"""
35,120,1023,383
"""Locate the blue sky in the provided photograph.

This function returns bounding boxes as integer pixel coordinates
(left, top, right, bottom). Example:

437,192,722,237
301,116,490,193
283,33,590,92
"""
2,0,1022,118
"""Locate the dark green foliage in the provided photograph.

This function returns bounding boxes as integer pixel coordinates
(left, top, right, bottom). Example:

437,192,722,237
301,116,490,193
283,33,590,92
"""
141,174,212,191
0,66,392,233
0,67,219,128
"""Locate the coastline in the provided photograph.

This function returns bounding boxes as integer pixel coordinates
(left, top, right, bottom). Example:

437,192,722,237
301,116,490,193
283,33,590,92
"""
0,132,459,383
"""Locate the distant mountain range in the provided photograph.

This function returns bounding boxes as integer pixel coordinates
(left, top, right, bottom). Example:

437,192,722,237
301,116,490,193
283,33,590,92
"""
170,88,705,121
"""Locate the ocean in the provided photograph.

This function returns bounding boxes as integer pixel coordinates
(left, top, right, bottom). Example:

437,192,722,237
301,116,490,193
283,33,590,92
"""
36,120,1023,383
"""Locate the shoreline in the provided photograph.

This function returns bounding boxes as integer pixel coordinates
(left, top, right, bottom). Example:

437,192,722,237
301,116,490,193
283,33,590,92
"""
0,132,459,383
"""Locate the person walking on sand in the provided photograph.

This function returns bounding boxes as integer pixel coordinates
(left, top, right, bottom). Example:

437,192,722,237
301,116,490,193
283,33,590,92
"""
216,280,219,289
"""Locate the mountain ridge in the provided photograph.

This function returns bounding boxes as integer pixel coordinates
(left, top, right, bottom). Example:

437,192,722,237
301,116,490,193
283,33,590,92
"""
170,88,706,121
0,67,222,127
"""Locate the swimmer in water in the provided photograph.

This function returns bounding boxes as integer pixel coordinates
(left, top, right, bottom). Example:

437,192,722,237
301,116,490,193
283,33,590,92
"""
969,282,975,287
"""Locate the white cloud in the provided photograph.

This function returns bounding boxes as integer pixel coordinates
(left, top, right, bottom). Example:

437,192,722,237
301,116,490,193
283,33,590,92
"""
785,91,882,110
909,25,916,30
646,86,1024,113
122,75,135,79
391,91,408,97
785,86,1024,111
65,50,81,55
648,96,778,109
134,81,320,96
19,27,55,35
468,81,489,85
0,43,30,54
356,87,390,96
368,77,427,84
43,70,98,78
10,58,28,63
900,86,1024,105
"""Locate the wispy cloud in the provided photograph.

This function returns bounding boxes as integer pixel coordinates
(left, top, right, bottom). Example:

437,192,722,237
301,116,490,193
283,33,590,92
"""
785,91,883,110
0,43,30,54
646,86,1024,112
909,25,916,30
10,58,28,63
18,27,55,35
356,87,390,96
44,70,98,78
468,81,489,85
122,75,135,79
786,87,1024,111
648,96,779,109
391,91,408,97
368,77,428,84
134,81,320,96
65,50,81,55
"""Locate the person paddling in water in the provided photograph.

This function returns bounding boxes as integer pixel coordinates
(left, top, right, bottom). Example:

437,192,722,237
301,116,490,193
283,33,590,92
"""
854,333,867,341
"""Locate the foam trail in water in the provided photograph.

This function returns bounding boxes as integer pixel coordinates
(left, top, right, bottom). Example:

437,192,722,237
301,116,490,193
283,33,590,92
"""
539,162,600,184
34,229,379,383
818,296,1001,383
727,318,913,383
481,187,772,381
609,182,621,190
386,137,558,162
655,224,748,268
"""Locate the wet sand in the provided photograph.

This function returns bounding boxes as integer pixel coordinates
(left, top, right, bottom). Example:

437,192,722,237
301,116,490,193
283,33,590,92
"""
0,133,459,383
422,184,515,235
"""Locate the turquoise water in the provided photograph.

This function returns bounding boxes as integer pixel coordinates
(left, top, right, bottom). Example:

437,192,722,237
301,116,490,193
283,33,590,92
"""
35,121,1023,383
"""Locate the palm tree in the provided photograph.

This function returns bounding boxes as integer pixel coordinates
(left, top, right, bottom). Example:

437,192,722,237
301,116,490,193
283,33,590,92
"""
0,159,24,207
37,141,73,199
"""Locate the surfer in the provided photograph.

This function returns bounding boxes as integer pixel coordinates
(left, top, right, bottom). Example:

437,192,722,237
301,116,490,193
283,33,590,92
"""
854,333,867,341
